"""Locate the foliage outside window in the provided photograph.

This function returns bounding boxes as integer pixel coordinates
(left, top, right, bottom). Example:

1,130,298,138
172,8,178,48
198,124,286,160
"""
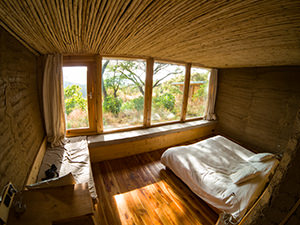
186,67,210,119
62,57,211,135
102,59,146,130
151,63,185,124
63,66,89,129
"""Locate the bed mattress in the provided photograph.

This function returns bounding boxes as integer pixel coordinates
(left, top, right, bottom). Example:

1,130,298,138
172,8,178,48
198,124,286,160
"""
161,135,279,220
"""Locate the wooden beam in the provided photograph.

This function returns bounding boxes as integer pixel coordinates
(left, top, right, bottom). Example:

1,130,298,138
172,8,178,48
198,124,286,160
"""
25,137,47,185
143,57,154,127
96,55,103,133
181,63,191,121
0,21,40,56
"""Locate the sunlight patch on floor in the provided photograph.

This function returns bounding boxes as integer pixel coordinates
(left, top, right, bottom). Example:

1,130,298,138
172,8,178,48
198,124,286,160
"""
113,180,188,225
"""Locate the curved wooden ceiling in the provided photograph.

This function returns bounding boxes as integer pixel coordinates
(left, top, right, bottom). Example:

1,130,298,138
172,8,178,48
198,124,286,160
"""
0,0,300,68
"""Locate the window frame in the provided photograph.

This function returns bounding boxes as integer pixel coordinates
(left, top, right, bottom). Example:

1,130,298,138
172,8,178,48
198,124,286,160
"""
150,60,187,125
185,65,212,121
101,57,147,132
63,56,98,136
62,55,211,136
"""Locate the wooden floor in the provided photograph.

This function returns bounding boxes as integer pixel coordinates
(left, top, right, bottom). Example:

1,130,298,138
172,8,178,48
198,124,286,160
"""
92,149,218,225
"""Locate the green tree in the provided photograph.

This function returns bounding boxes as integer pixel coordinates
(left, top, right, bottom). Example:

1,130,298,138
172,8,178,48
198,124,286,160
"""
102,60,110,98
191,71,209,99
64,85,87,115
104,60,125,98
103,61,183,95
153,93,175,111
103,95,122,116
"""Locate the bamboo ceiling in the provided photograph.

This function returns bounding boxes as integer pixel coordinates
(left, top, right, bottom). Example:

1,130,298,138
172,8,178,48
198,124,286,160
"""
0,0,300,68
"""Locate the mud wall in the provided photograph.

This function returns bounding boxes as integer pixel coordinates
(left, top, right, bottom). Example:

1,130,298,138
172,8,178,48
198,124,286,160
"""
215,67,300,224
216,66,300,154
0,27,45,191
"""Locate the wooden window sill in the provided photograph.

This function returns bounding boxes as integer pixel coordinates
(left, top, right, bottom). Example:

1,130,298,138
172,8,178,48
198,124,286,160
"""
87,120,217,148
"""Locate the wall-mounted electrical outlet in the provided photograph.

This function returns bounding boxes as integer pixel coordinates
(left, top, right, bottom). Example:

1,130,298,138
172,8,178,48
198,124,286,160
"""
0,182,17,224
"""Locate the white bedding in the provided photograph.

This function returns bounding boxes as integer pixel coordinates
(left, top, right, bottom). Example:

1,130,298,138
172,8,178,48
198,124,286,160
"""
161,135,279,220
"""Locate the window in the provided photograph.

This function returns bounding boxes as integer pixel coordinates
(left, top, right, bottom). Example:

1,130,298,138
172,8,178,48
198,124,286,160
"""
63,66,89,129
151,62,185,124
186,67,210,119
63,57,97,135
62,56,212,136
102,58,146,130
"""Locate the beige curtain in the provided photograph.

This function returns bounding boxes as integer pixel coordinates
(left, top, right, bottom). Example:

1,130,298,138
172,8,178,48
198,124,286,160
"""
43,54,66,147
204,68,218,120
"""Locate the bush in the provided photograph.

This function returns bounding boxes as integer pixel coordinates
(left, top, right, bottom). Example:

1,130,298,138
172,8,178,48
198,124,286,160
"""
103,96,122,116
121,96,144,112
153,93,175,111
64,85,87,115
132,96,144,111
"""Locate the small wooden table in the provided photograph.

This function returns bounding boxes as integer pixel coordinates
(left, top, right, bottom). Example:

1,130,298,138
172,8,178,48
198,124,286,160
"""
7,183,96,225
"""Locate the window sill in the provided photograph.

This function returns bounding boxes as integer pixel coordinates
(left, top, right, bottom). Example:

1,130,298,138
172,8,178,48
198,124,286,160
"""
87,120,217,148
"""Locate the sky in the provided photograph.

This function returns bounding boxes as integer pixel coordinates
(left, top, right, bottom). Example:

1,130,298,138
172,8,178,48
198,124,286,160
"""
63,66,87,85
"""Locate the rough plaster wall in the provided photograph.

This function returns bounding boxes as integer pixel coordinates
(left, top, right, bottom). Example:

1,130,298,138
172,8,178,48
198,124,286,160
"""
215,67,300,224
244,111,300,225
216,66,300,154
265,141,300,224
0,27,44,191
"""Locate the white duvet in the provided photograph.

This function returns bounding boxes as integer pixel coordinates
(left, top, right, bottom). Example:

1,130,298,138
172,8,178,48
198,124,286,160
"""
161,135,279,220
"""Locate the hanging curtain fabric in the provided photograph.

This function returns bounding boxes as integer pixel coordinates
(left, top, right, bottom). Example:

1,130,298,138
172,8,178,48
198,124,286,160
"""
43,54,66,147
204,68,218,120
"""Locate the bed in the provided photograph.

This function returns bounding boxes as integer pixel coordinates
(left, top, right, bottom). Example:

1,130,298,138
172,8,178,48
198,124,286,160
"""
161,135,279,222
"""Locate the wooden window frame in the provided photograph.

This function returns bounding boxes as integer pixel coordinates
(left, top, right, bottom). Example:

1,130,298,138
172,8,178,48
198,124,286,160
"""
63,56,99,137
101,57,147,132
62,55,211,136
184,66,212,121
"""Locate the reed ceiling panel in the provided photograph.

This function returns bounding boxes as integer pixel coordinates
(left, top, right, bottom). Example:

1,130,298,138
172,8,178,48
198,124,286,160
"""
0,0,300,68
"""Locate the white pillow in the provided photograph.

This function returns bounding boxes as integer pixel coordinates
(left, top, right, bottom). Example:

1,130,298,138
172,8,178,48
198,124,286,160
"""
230,164,261,184
248,153,275,162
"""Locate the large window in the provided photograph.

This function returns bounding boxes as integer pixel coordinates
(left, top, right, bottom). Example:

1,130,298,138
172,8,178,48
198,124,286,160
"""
151,62,185,124
102,59,146,130
186,67,210,119
63,56,211,136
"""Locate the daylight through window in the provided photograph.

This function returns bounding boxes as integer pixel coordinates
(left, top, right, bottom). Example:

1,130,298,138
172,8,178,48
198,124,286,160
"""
151,62,185,124
186,67,210,119
102,59,146,130
63,56,211,135
63,66,89,129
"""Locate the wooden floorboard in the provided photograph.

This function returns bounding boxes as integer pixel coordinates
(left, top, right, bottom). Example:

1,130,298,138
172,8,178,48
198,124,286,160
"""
92,145,219,225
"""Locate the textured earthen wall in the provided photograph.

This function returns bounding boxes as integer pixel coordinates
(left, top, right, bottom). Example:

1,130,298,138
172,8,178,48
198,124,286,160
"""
216,66,300,154
215,67,300,224
0,27,45,191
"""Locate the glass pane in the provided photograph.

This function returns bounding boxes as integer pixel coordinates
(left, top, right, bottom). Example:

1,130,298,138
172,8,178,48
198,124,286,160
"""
151,62,185,124
63,66,89,129
102,59,146,130
186,67,210,119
